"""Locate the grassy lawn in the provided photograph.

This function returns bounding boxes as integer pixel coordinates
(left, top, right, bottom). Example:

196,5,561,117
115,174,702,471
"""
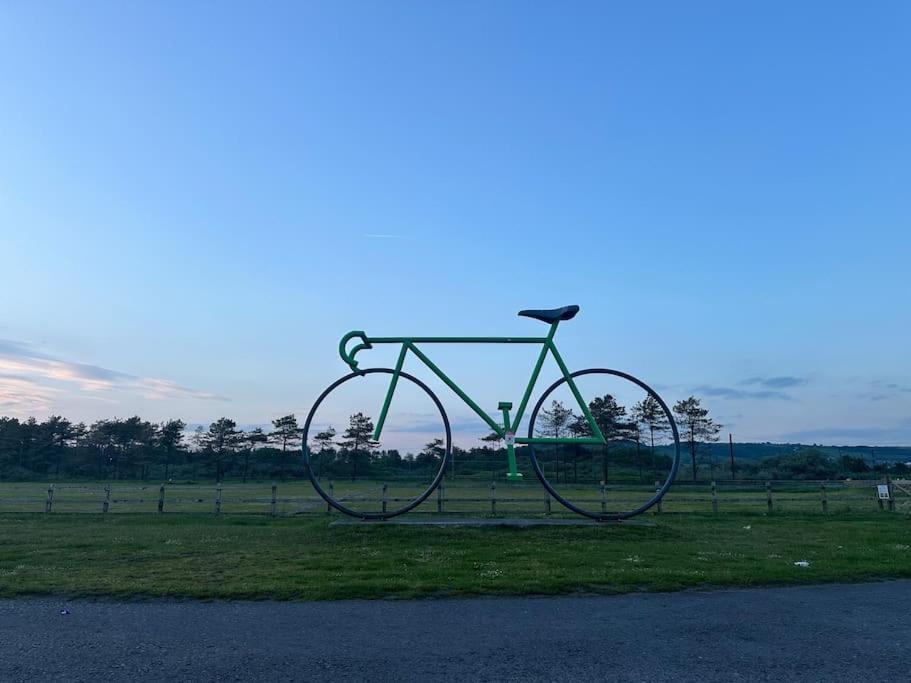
0,512,908,600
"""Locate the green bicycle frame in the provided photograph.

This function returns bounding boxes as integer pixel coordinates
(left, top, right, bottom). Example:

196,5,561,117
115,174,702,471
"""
338,320,607,478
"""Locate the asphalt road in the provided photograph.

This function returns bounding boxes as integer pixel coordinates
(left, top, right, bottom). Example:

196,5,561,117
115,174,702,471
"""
1,581,909,681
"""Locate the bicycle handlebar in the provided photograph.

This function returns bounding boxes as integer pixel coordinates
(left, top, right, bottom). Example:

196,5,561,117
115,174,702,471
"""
339,330,372,371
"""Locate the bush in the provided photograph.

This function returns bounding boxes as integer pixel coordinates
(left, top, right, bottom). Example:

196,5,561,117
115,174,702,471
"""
758,449,838,480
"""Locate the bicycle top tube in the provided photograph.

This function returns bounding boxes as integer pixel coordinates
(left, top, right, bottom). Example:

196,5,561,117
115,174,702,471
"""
338,306,579,371
338,324,559,372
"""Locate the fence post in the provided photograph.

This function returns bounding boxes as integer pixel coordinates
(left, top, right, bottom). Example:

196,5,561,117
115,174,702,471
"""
327,481,334,514
711,480,718,513
600,481,606,515
102,484,110,514
490,481,496,515
437,482,444,513
45,484,54,513
382,483,388,515
215,483,222,515
270,483,277,517
158,484,165,513
886,475,895,513
544,491,551,515
766,481,773,513
654,480,662,514
821,482,828,514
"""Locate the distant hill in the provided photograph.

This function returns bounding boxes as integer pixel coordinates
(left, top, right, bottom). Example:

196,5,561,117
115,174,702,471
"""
696,442,911,464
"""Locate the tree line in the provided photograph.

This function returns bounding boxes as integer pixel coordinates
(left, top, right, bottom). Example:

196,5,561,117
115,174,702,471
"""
305,394,713,484
2,394,899,482
531,394,721,482
0,413,308,482
0,395,702,483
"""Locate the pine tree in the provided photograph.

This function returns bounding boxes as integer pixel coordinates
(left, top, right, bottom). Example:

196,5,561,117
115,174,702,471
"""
537,400,574,438
537,400,574,483
632,395,670,480
339,413,378,480
673,396,721,481
157,419,186,482
203,417,240,481
417,438,445,468
310,426,337,480
270,414,301,452
312,427,337,453
587,394,632,483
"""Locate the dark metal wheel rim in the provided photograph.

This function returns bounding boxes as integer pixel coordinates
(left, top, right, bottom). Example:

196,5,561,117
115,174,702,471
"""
302,368,452,520
527,368,681,521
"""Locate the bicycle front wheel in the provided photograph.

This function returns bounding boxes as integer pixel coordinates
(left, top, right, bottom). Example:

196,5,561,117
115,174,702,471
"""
527,368,681,520
303,368,451,519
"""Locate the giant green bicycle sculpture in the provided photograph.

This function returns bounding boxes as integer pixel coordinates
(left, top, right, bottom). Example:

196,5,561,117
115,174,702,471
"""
303,305,681,521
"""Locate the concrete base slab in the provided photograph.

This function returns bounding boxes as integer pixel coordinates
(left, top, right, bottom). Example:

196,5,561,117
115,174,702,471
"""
328,517,656,528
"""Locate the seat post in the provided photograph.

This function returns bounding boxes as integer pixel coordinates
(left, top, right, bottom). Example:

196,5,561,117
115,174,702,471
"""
547,321,560,341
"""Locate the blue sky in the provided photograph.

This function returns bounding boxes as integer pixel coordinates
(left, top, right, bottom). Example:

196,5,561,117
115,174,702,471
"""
1,1,909,445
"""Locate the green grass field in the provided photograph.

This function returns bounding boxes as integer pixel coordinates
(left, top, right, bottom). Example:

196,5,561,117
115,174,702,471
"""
0,511,908,600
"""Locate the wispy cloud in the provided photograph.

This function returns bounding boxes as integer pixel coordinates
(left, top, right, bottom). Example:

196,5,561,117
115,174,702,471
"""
386,417,483,434
0,338,226,415
689,375,809,402
363,233,406,239
859,380,911,402
782,419,911,446
740,376,807,389
691,384,793,401
0,374,59,414
871,380,911,393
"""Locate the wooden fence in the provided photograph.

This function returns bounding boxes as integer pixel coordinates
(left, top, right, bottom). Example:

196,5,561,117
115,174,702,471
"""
2,478,907,517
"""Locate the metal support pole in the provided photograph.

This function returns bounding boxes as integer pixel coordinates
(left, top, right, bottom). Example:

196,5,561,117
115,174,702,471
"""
499,402,522,482
270,483,277,517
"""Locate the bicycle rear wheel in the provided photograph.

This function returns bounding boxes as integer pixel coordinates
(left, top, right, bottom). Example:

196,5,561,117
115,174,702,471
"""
527,368,681,520
303,368,451,519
